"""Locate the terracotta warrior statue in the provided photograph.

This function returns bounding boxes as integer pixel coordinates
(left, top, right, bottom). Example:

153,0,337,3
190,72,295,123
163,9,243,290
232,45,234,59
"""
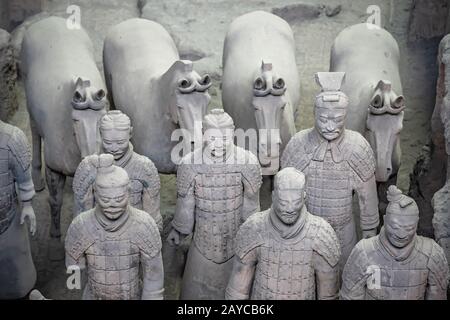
281,72,379,270
341,186,449,300
167,109,262,299
226,167,341,300
0,119,37,299
65,154,164,300
73,110,162,232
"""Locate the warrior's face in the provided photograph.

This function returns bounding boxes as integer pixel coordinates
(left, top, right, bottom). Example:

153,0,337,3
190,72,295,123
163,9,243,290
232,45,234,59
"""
314,107,346,141
272,188,305,225
101,128,131,160
384,214,418,248
95,184,129,220
204,127,234,158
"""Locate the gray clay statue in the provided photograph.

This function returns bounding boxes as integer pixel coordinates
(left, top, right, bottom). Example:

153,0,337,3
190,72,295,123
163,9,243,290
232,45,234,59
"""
21,17,108,239
167,109,262,299
103,18,211,174
0,119,36,299
65,154,164,300
73,110,162,232
281,72,379,270
222,11,300,175
341,186,449,300
225,167,341,300
330,23,405,208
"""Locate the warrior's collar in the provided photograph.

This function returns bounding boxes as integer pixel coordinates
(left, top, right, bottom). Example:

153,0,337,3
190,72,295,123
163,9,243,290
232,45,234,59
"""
114,143,134,168
269,205,307,239
94,205,130,232
379,226,417,261
310,128,346,163
203,145,235,165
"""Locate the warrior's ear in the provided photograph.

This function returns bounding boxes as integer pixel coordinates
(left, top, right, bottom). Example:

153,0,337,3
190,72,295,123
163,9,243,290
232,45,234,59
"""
129,126,133,138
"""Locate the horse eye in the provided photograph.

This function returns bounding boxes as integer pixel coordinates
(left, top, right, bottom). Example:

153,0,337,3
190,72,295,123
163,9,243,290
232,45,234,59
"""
392,96,404,109
273,78,285,89
200,74,211,85
254,77,266,90
94,89,105,101
73,91,85,102
178,78,191,89
371,95,382,108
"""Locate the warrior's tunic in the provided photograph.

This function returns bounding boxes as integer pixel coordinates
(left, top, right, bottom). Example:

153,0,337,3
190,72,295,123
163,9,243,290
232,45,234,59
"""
65,205,163,300
172,146,262,299
282,128,379,269
341,229,448,300
0,121,36,299
226,208,341,300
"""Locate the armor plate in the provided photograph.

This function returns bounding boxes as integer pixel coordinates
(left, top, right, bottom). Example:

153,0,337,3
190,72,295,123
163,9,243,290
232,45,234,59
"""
193,171,243,263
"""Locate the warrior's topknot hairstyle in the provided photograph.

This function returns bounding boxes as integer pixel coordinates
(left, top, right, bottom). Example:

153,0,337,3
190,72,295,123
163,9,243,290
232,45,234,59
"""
386,185,419,217
94,153,129,188
100,110,131,132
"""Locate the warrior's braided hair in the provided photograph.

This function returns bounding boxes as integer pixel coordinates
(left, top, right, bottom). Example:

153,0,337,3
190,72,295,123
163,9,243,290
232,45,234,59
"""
386,185,419,216
100,110,131,132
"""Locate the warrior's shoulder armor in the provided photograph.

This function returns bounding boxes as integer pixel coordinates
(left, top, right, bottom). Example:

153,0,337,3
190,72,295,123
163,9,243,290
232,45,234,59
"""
4,123,31,172
131,207,162,259
65,209,97,263
234,210,267,260
127,152,160,197
73,155,98,203
176,151,199,197
343,130,376,182
235,146,262,193
281,128,315,171
341,237,373,285
310,214,341,267
417,236,449,289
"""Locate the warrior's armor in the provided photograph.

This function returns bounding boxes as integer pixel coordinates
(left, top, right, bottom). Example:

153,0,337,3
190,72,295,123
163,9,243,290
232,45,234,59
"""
281,73,379,269
0,120,36,298
73,144,162,231
341,234,449,300
65,205,163,300
172,145,262,299
226,208,340,300
282,128,378,264
173,146,262,263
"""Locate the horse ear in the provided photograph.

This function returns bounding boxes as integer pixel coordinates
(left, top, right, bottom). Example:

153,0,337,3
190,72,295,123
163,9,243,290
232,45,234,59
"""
73,76,83,88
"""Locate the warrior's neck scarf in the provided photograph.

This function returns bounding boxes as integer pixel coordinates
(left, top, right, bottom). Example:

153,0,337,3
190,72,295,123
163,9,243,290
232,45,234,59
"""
269,205,307,239
379,227,416,261
95,205,130,232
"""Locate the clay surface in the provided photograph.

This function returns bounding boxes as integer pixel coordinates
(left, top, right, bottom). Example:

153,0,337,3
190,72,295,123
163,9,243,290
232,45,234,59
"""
73,110,162,231
342,186,448,300
0,119,36,299
226,167,341,300
65,154,164,300
21,16,108,239
281,72,379,271
103,18,211,174
167,109,262,299
222,11,300,175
